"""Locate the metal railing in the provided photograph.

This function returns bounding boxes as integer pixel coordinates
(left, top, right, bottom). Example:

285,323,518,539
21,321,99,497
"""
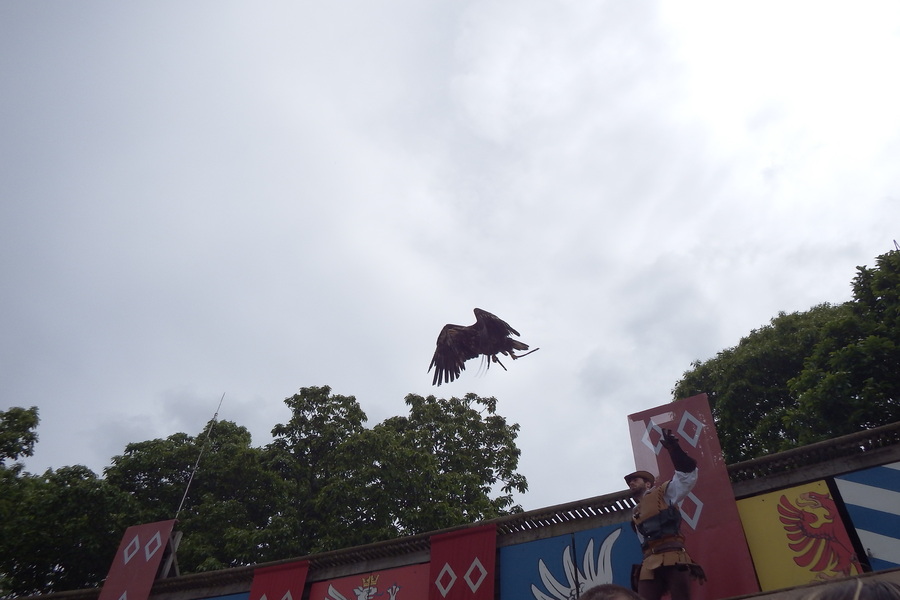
727,420,900,482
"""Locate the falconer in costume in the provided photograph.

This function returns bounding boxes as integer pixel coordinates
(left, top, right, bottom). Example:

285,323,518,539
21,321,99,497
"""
624,429,706,600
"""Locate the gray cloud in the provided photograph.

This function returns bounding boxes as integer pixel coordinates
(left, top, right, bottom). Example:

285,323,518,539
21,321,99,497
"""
2,1,900,510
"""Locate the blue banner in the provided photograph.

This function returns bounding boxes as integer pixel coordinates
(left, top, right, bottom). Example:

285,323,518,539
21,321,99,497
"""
499,523,641,600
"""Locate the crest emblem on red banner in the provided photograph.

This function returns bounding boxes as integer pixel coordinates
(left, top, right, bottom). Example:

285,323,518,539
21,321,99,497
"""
310,565,428,600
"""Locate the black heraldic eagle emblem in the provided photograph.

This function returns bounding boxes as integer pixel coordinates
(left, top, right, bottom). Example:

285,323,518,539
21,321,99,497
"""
428,308,538,386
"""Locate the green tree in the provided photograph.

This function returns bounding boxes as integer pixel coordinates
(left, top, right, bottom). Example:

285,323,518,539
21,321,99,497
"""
672,303,846,463
674,250,900,463
312,419,430,549
314,393,527,550
1,405,43,597
105,420,278,572
0,407,39,466
0,387,528,595
788,251,900,443
400,392,526,519
260,385,368,557
0,466,137,598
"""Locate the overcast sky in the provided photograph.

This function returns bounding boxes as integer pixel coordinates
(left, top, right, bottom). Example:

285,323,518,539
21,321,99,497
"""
2,1,900,513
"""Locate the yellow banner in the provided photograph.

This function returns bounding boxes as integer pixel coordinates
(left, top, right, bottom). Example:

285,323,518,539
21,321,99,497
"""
737,480,862,591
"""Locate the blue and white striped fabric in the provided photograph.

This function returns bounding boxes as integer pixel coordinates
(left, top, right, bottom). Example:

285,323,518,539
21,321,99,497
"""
834,461,900,572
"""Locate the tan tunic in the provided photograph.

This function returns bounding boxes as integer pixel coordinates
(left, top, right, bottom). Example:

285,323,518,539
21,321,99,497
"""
632,482,701,581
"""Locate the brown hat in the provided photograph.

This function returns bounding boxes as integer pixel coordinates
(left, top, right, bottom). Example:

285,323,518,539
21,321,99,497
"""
624,470,656,486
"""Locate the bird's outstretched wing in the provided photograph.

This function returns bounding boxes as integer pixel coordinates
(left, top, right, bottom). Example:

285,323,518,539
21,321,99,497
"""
474,307,521,339
428,324,479,386
429,308,536,386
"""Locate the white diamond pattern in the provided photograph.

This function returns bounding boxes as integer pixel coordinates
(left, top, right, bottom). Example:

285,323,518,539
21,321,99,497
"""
641,418,666,455
435,563,457,598
144,531,162,561
676,411,704,447
123,535,140,565
678,492,704,529
463,558,487,592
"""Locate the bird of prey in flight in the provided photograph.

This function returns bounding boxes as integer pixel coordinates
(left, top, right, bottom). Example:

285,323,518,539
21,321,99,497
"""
428,308,538,386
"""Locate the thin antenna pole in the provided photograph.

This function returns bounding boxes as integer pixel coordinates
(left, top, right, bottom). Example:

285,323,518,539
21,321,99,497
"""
175,393,225,519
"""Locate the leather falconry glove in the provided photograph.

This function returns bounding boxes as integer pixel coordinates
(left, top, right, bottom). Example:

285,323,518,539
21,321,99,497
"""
660,429,697,473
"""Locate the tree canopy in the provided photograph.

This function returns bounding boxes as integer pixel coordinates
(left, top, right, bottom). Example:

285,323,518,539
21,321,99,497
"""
0,407,39,467
788,251,900,442
0,387,527,597
673,250,900,463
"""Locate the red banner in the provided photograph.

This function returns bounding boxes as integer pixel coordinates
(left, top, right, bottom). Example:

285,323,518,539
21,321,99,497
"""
429,524,497,600
627,394,759,599
250,561,310,600
98,520,177,600
308,564,428,600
